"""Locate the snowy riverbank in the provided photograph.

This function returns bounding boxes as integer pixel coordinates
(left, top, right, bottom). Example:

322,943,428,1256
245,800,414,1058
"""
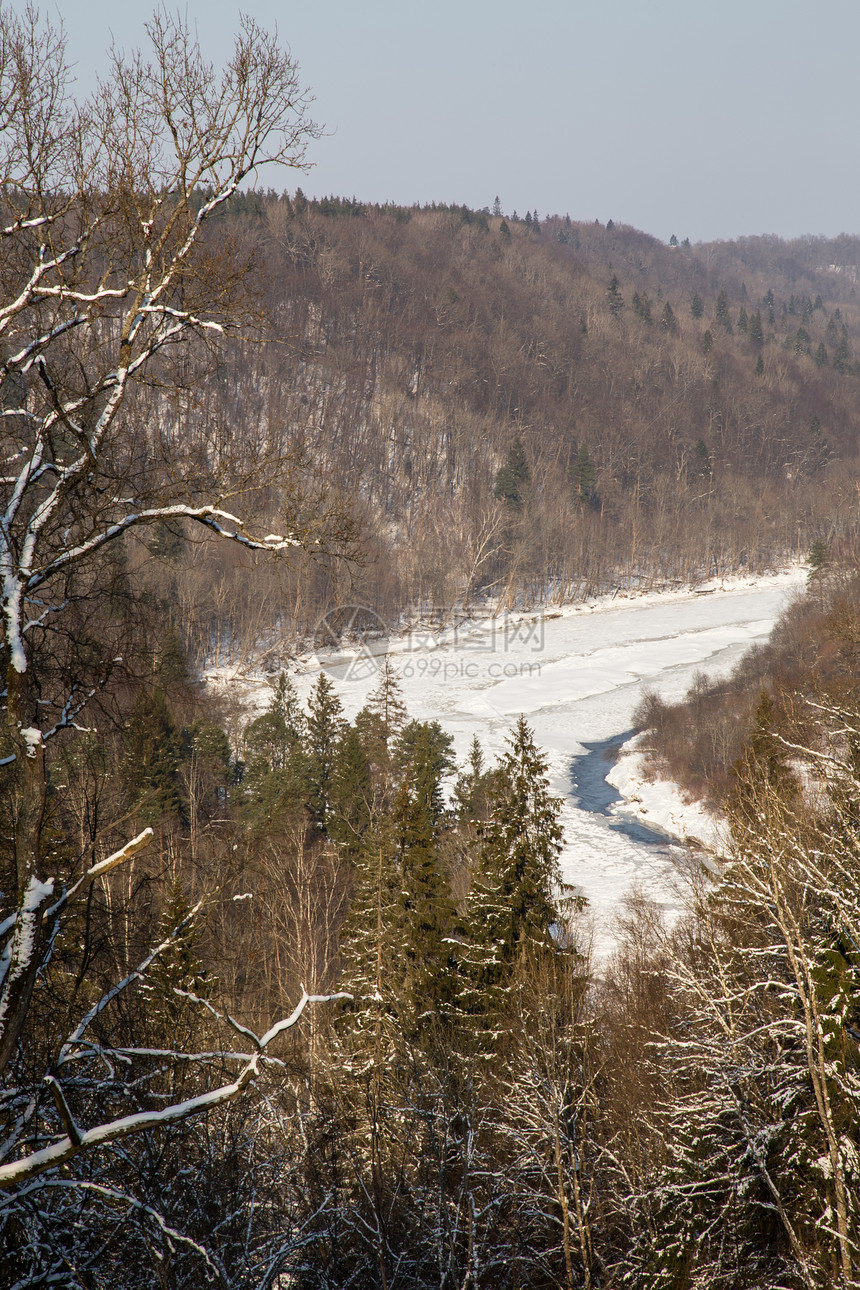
207,565,806,955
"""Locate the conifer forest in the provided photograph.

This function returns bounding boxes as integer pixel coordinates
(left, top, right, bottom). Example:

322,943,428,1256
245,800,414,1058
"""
2,10,860,1288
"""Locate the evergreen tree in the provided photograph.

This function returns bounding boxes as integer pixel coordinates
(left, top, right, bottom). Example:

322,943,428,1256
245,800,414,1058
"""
690,291,704,319
493,438,531,508
632,291,652,324
306,672,345,834
693,438,711,478
393,776,457,1027
330,724,374,862
606,274,624,317
394,719,455,827
147,879,210,1045
492,194,502,217
815,341,828,367
668,233,679,247
755,352,765,376
242,672,307,819
366,656,408,742
660,301,677,334
453,736,497,822
749,309,764,347
714,290,732,333
833,325,852,373
121,688,184,824
569,444,597,509
498,217,510,237
737,304,748,334
702,329,714,354
458,718,575,1030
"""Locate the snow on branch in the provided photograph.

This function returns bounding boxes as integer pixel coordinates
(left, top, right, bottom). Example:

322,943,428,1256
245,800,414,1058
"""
0,989,339,1188
27,504,303,592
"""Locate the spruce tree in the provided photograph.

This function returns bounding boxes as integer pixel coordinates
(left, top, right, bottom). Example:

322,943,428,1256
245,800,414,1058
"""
690,291,704,320
714,290,732,333
242,672,307,820
305,672,345,835
569,444,597,509
606,274,624,318
458,718,576,1033
493,438,530,509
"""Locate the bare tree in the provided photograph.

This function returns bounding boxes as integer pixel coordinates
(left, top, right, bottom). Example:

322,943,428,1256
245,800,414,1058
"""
0,6,344,1185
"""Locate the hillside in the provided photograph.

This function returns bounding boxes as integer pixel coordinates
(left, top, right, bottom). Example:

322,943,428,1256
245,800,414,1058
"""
156,195,860,666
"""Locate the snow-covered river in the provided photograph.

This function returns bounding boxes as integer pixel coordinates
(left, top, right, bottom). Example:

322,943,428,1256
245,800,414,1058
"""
219,568,805,955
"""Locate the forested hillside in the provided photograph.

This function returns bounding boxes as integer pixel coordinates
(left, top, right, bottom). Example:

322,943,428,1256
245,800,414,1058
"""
165,192,860,666
4,10,860,1285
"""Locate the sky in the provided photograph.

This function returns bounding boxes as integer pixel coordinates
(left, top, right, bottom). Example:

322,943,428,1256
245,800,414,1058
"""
45,0,860,244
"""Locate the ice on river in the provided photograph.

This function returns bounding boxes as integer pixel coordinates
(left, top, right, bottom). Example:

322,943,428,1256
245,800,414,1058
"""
207,567,806,958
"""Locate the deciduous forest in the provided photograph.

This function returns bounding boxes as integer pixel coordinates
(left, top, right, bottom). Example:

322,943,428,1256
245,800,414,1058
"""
2,9,859,1289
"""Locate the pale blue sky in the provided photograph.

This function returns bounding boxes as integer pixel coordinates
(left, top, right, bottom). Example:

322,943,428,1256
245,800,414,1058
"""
46,0,860,242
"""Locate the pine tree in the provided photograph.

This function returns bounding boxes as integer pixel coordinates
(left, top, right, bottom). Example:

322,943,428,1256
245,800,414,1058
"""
366,656,407,742
121,688,184,824
394,719,455,828
714,290,732,333
458,718,576,1035
306,672,345,835
690,291,704,319
569,444,597,509
330,724,374,862
606,274,624,318
242,672,307,819
493,438,531,508
453,736,497,822
660,301,677,334
748,309,764,347
632,291,652,324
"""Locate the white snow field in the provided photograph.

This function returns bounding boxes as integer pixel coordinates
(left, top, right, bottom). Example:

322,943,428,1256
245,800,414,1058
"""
208,567,805,956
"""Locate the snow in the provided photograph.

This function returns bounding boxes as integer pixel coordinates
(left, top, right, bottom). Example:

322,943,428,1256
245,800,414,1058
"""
207,566,806,957
605,732,725,851
19,726,42,757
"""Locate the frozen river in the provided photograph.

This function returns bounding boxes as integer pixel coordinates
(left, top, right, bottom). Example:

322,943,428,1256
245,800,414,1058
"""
227,568,806,955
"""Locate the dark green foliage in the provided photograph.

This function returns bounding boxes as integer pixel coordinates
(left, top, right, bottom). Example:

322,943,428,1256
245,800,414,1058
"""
690,290,704,319
493,438,530,508
453,736,497,821
660,301,677,334
815,341,828,367
748,309,764,347
737,304,748,334
458,718,572,1023
242,672,307,819
394,719,455,827
121,688,184,823
833,325,852,372
330,724,373,860
702,329,714,354
305,673,345,834
569,444,597,509
714,290,732,333
607,273,624,317
632,291,652,324
693,438,711,479
755,353,764,375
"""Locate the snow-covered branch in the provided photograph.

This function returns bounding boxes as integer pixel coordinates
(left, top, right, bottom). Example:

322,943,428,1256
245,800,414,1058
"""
0,988,335,1187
